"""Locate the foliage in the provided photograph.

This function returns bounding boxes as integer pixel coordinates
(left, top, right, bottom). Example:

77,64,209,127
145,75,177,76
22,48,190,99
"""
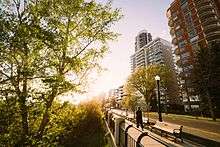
123,65,171,110
122,94,139,112
58,100,105,146
109,96,117,108
0,98,107,146
192,41,220,120
0,0,121,145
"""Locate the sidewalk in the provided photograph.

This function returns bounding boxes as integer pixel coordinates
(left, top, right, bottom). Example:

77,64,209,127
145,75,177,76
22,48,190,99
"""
112,109,220,143
147,113,220,142
124,119,203,147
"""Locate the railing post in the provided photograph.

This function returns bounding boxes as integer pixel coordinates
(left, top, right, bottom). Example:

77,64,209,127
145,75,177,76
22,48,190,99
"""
118,121,125,146
136,132,148,147
124,125,133,147
114,117,124,146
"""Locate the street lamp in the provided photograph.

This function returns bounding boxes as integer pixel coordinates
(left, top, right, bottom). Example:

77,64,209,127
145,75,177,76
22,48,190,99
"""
155,75,163,122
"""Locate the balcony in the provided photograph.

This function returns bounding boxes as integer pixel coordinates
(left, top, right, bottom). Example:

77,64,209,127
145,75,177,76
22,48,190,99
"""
198,9,216,21
202,16,218,26
168,19,174,27
197,4,213,13
176,57,191,67
190,36,199,43
195,0,210,7
175,46,188,56
176,58,181,67
170,28,175,37
172,38,178,45
204,23,220,34
206,31,220,42
174,47,180,55
173,15,178,21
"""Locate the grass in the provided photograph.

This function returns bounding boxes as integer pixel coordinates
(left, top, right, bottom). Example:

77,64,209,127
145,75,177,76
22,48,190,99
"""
146,112,220,122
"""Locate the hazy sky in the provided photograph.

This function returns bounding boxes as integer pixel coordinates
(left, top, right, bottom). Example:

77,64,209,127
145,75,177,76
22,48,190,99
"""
64,0,174,103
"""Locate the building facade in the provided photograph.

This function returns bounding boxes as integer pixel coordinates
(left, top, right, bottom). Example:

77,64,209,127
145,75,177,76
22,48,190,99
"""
135,30,152,51
143,38,180,105
107,85,125,108
131,30,152,72
131,34,179,109
167,0,220,111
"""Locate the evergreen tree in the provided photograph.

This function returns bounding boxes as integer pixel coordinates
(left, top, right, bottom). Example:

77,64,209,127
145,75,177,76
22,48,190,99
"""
193,41,220,120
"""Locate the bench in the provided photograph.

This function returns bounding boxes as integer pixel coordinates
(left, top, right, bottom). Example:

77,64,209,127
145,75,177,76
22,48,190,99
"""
150,121,183,142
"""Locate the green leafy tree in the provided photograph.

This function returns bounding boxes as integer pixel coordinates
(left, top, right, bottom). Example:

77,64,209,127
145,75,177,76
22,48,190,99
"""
122,93,139,117
0,0,121,145
124,65,171,120
109,96,117,108
192,41,220,121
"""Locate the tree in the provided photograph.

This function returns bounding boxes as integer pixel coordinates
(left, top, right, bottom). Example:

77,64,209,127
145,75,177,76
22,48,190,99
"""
192,41,220,120
122,93,139,114
0,0,121,145
124,65,171,121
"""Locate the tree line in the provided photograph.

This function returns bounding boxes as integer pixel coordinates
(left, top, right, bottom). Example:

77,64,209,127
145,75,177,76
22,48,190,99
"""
0,0,121,146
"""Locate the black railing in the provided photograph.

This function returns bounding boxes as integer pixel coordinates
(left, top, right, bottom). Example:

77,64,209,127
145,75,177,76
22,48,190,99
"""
118,123,146,147
119,126,125,147
127,133,136,147
107,110,169,147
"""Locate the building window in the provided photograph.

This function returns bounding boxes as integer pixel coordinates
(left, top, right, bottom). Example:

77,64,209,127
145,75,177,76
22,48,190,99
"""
181,58,188,64
188,29,197,39
181,51,190,59
185,13,193,24
181,4,189,14
183,64,193,72
180,0,188,5
176,29,183,37
178,40,186,48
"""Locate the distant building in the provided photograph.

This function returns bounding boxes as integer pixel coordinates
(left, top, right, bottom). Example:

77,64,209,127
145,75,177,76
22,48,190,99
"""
135,30,152,52
167,0,220,111
131,30,152,72
144,38,174,67
107,85,125,108
115,85,125,108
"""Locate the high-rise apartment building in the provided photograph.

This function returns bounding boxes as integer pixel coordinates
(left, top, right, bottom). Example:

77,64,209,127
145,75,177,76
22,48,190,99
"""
167,0,220,111
135,30,152,51
144,38,174,66
131,30,152,72
143,38,179,105
131,35,179,106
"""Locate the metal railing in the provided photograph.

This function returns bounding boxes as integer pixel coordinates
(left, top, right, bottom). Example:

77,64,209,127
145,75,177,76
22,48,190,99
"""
119,125,144,147
110,110,169,147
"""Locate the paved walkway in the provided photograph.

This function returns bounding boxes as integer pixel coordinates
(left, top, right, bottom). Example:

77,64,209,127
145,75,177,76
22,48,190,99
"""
147,113,220,142
112,109,220,145
124,120,203,147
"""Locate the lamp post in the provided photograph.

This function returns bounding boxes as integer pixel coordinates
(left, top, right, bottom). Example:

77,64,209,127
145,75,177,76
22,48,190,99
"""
155,75,162,122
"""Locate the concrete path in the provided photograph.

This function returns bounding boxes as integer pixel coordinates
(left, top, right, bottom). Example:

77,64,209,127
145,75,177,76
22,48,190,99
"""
112,109,209,147
147,113,220,142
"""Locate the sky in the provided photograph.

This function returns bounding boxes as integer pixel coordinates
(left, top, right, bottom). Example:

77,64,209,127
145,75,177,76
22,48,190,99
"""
63,0,174,103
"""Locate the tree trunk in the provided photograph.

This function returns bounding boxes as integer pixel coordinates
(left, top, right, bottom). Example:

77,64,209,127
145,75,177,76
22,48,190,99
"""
185,81,192,113
37,108,50,139
18,75,29,145
19,95,29,143
207,90,216,121
36,87,58,139
187,96,192,113
146,102,150,125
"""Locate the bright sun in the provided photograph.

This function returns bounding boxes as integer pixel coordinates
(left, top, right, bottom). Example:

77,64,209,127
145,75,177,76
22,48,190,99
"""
60,67,126,104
